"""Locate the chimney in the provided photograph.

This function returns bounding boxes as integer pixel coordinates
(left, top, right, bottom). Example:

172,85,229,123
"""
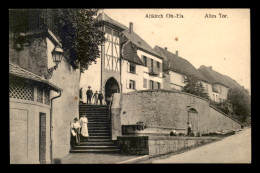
176,51,178,56
209,66,212,70
164,47,167,50
129,22,133,34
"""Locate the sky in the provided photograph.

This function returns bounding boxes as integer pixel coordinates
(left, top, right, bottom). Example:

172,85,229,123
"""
103,9,251,94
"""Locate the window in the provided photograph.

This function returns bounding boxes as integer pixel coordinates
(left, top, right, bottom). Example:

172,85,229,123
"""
150,59,153,71
143,56,147,67
143,78,147,88
129,63,136,74
150,80,154,90
157,61,160,68
129,80,135,89
157,82,161,89
219,86,222,94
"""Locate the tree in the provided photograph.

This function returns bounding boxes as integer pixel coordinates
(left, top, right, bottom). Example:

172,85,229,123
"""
182,75,210,100
55,9,106,72
227,87,251,122
9,9,106,73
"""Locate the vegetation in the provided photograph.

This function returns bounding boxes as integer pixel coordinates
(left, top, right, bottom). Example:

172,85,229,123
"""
9,9,106,73
227,87,251,123
210,87,251,124
182,75,210,100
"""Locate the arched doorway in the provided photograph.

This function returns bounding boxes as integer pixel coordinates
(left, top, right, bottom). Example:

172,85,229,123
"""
187,108,198,135
105,77,120,105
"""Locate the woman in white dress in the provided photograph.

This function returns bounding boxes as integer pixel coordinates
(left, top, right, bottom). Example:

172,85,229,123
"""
80,114,89,141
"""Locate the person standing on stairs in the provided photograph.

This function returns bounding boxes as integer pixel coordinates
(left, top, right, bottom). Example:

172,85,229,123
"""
80,114,89,141
98,91,104,105
86,86,93,104
71,118,81,146
93,91,99,105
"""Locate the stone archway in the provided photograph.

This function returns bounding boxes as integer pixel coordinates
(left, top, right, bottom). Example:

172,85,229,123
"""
187,108,198,134
104,77,119,105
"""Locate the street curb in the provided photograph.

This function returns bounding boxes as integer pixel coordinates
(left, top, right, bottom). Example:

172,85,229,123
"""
116,155,150,164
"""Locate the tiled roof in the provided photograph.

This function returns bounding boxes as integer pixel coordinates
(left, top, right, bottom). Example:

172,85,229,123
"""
9,63,62,91
198,65,243,89
122,41,144,65
96,13,164,60
154,46,209,82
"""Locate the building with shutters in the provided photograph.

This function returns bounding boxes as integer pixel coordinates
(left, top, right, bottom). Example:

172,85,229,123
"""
80,12,164,103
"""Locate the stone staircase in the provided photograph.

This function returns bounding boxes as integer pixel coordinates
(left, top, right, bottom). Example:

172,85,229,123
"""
70,104,119,153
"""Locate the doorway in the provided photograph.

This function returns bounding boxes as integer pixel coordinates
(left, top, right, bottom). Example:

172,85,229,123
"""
187,108,198,135
105,77,119,105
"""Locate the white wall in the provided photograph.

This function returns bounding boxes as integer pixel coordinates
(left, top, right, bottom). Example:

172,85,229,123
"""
201,81,214,101
169,71,185,91
137,50,163,88
121,59,145,93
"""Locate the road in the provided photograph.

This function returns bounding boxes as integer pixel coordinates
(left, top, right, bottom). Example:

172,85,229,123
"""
152,128,251,163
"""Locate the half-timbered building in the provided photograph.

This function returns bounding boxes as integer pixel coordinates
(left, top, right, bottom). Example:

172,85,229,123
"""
80,13,164,103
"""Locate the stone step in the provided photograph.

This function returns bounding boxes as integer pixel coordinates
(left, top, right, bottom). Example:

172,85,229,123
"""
79,109,109,114
79,104,109,107
79,109,109,112
85,118,110,120
88,129,110,133
88,119,109,122
88,133,111,136
72,145,118,149
88,136,111,139
88,123,110,127
70,148,119,153
88,126,110,129
79,141,116,146
87,138,112,142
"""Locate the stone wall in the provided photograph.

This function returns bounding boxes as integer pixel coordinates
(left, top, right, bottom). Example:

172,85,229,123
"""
208,106,241,132
116,135,219,156
118,90,241,135
9,33,48,77
148,136,219,156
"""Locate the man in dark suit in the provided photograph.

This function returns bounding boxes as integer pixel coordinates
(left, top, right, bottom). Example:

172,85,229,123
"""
86,86,93,104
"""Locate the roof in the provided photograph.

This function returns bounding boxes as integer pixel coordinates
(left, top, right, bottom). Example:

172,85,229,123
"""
198,65,243,89
9,63,62,91
154,46,209,82
122,41,144,65
96,13,164,60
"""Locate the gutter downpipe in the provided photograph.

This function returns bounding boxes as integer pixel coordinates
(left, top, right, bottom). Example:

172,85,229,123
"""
50,90,62,164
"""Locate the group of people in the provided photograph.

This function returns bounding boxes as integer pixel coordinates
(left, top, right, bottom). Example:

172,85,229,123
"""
86,86,104,105
71,114,89,146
